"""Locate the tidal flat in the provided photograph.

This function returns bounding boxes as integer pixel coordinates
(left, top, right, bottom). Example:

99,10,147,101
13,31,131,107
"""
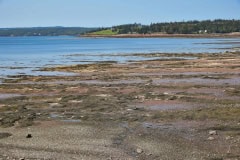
0,52,240,159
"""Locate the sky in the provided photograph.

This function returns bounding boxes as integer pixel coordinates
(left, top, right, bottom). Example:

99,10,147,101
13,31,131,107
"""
0,0,240,28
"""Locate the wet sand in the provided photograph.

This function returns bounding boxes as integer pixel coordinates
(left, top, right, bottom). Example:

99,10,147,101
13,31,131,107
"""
0,52,240,159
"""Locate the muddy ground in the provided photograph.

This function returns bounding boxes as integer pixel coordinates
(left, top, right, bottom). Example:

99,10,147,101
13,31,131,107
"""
0,52,240,160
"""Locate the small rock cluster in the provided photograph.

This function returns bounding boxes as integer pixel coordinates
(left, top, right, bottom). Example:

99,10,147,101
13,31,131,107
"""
207,130,217,141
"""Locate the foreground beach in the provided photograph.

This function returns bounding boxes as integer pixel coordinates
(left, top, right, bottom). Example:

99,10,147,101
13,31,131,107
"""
0,52,240,159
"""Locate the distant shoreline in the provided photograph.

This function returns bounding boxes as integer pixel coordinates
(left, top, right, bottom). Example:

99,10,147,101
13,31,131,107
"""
82,33,240,38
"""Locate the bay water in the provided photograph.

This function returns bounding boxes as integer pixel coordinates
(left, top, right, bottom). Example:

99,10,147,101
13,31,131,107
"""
0,36,240,78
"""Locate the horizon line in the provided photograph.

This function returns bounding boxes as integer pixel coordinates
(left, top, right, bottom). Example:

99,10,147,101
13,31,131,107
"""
1,18,240,29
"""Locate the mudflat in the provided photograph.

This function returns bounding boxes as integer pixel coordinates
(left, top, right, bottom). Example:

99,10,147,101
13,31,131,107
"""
0,52,240,159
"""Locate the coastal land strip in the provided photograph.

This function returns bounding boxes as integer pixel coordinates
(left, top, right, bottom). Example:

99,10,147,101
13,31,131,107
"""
0,51,240,159
82,32,240,38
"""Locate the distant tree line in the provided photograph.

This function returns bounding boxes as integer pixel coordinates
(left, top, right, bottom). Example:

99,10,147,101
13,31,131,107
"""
1,20,240,36
108,19,240,34
0,27,96,36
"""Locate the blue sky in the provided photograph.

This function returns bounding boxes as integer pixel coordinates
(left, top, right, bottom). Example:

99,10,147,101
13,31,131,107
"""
0,0,240,28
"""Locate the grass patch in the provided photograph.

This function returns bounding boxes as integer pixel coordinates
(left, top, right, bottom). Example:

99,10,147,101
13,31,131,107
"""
152,106,240,121
225,88,240,96
0,105,19,112
88,29,118,35
42,63,113,72
207,125,240,132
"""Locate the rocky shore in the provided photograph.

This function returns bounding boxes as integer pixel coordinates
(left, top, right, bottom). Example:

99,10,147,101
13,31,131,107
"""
0,52,240,159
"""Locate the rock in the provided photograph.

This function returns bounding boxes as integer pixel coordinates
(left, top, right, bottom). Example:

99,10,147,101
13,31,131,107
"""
96,94,111,97
26,134,32,138
19,106,27,111
56,98,62,101
19,158,25,160
225,136,232,140
136,148,143,154
147,153,152,156
49,103,61,108
207,136,215,141
168,96,177,100
69,100,82,103
209,130,217,135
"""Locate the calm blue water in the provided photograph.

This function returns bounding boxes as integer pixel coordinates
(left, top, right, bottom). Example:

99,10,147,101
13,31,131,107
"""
0,36,240,78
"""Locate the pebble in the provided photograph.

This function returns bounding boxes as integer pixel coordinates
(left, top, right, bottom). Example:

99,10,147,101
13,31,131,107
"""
49,103,60,107
225,136,232,140
208,136,215,141
136,148,143,154
96,94,111,97
69,100,83,103
209,130,217,135
26,134,32,138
